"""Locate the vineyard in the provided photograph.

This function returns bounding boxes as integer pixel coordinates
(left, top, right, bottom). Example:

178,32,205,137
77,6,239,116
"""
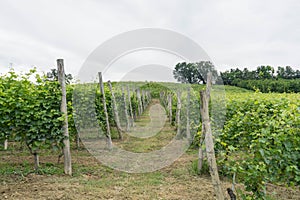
0,68,300,199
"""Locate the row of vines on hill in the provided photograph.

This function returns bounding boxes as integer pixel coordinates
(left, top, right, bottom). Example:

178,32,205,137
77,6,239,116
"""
216,92,300,199
1,68,299,199
232,78,300,93
152,83,300,199
0,69,65,170
0,69,152,170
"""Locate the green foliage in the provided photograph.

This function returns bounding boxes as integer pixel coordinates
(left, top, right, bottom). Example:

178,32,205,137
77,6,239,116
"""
1,67,299,200
0,69,64,161
221,66,300,93
216,92,300,198
232,78,300,93
173,61,220,84
46,68,73,84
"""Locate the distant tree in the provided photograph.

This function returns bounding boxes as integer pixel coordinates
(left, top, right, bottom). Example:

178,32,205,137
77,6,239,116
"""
46,69,73,84
256,65,274,79
285,66,295,78
173,61,218,84
221,68,244,85
194,61,218,84
295,70,300,78
173,62,201,84
276,66,286,79
276,66,295,79
242,68,256,79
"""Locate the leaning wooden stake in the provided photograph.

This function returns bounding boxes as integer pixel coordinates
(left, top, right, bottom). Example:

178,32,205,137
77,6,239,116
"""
108,81,123,140
127,85,134,127
4,138,8,150
176,91,182,136
186,87,191,141
136,88,143,116
168,94,172,124
200,72,224,200
122,87,130,131
57,59,72,176
98,72,112,149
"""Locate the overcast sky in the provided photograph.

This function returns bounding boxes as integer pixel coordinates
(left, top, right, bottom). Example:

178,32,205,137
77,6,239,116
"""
0,0,299,81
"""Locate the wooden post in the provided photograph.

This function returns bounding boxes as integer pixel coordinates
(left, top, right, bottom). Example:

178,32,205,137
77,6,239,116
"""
186,88,191,141
168,94,172,124
142,90,147,110
33,151,39,171
4,138,8,150
164,92,168,108
200,72,224,200
122,87,130,131
127,85,134,127
144,90,148,107
147,91,151,105
57,59,72,176
136,88,143,115
108,81,123,139
160,91,163,100
176,91,181,136
98,72,112,149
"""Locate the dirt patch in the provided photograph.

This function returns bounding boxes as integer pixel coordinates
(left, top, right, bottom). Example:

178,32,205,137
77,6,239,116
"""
1,151,299,200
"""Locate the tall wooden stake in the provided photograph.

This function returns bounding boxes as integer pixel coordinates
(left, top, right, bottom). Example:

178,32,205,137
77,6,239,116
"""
186,87,191,141
57,59,72,176
168,94,172,124
127,85,134,127
176,91,182,136
98,72,112,149
4,138,8,150
200,72,224,200
122,87,130,131
142,90,146,110
136,88,143,115
108,81,123,140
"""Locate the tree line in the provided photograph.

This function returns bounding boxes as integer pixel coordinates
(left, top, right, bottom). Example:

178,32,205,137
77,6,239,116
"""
173,62,300,92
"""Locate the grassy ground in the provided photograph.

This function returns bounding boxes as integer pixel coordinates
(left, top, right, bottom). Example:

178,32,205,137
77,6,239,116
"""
0,99,299,200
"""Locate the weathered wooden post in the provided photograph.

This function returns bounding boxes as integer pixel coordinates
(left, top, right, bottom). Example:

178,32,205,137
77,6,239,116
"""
186,87,191,141
57,59,72,176
98,72,112,149
176,91,182,136
122,87,130,131
141,90,146,111
127,85,134,127
4,138,8,150
136,88,143,116
168,94,172,124
200,72,224,200
147,91,151,105
159,91,163,103
108,81,123,139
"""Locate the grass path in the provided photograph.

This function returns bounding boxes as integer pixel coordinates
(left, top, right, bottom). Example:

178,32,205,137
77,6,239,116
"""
115,99,176,153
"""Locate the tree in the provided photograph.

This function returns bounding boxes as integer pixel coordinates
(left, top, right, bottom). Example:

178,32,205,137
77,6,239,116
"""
173,62,200,84
284,66,295,79
256,65,274,79
195,61,218,84
276,66,286,79
46,68,73,84
173,61,218,84
221,68,244,85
